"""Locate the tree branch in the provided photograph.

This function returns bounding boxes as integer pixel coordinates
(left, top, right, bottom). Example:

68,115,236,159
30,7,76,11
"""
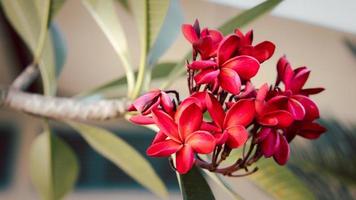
10,63,40,90
2,89,131,121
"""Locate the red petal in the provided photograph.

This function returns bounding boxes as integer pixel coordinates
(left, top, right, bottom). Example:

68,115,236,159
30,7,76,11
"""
160,92,174,114
299,122,326,139
194,69,219,84
182,24,198,43
219,68,241,94
293,95,320,121
146,140,182,157
175,96,204,122
276,56,291,85
186,131,216,154
205,94,225,128
255,127,272,143
225,125,249,148
214,131,229,145
152,131,167,144
188,60,216,70
273,135,290,165
176,145,195,174
178,103,202,140
245,30,253,45
224,99,255,128
287,98,306,120
194,36,214,59
262,131,280,157
256,83,269,114
263,110,294,128
290,67,310,93
300,87,325,96
217,35,240,65
152,109,180,142
223,55,260,80
252,41,275,63
132,90,160,112
201,121,221,132
129,115,154,125
191,92,208,110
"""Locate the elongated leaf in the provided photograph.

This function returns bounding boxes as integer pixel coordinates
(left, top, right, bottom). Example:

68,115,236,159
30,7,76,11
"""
161,0,283,89
50,0,66,20
179,166,215,200
82,0,135,93
50,23,67,76
248,158,315,200
68,122,168,199
30,129,79,200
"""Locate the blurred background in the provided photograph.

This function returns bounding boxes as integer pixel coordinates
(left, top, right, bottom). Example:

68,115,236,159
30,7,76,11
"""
0,0,355,199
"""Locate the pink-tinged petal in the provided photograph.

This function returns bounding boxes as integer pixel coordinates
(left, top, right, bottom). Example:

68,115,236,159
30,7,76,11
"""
194,36,214,59
252,41,275,63
182,24,198,43
178,103,203,140
219,68,241,94
217,35,240,65
186,131,216,154
132,90,160,112
258,116,278,127
256,83,269,114
265,95,289,112
205,94,225,128
127,104,137,112
160,92,174,114
176,145,195,174
201,29,223,44
141,99,160,115
152,131,167,144
152,109,180,142
263,110,294,128
214,131,229,145
290,67,310,93
146,140,182,157
245,30,254,45
293,95,320,121
129,115,154,125
194,69,220,85
224,99,255,128
300,87,325,96
255,127,272,143
222,55,260,80
201,121,222,132
287,98,306,120
225,125,249,148
276,56,290,85
262,131,280,157
273,135,290,165
298,122,326,139
175,96,202,122
191,92,208,110
188,60,216,70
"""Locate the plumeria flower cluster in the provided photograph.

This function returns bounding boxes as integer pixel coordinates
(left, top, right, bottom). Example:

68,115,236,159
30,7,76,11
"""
129,20,326,175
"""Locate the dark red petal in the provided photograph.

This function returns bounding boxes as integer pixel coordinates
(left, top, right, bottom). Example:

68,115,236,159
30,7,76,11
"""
252,41,275,63
217,35,240,65
293,95,320,121
219,68,241,94
178,103,202,140
225,125,249,148
276,56,290,85
188,60,216,70
255,127,272,143
182,24,199,43
264,110,294,128
129,115,154,125
194,69,220,84
300,87,325,96
152,109,180,142
299,122,326,139
256,83,269,114
262,131,280,157
273,135,290,165
186,131,216,154
287,98,306,120
214,131,229,145
205,93,225,128
224,99,255,128
176,145,195,174
222,55,260,80
207,29,223,44
152,131,167,144
245,30,254,45
194,36,214,59
290,67,310,93
132,90,160,112
160,92,174,114
146,140,182,157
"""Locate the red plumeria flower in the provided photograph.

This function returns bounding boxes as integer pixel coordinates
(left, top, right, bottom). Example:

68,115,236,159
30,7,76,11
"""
235,29,276,63
146,103,216,174
191,35,260,94
205,93,255,148
286,121,326,142
182,20,223,59
128,89,174,125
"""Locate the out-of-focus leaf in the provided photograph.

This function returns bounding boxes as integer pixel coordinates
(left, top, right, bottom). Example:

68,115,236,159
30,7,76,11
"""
50,0,66,20
77,62,176,98
68,122,168,199
179,166,215,200
116,0,129,10
161,0,283,89
50,23,67,76
82,0,135,94
147,0,184,66
248,158,315,200
1,0,60,95
30,129,79,200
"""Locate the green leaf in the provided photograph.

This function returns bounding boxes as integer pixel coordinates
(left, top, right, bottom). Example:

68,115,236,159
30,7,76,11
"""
82,0,135,94
68,122,168,199
50,23,67,76
77,62,176,98
116,0,129,11
248,158,315,200
30,129,79,200
178,166,215,200
49,0,66,20
161,0,283,89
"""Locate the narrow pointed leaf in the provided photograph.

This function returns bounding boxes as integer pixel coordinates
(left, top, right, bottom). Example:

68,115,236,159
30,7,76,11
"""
68,122,168,199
